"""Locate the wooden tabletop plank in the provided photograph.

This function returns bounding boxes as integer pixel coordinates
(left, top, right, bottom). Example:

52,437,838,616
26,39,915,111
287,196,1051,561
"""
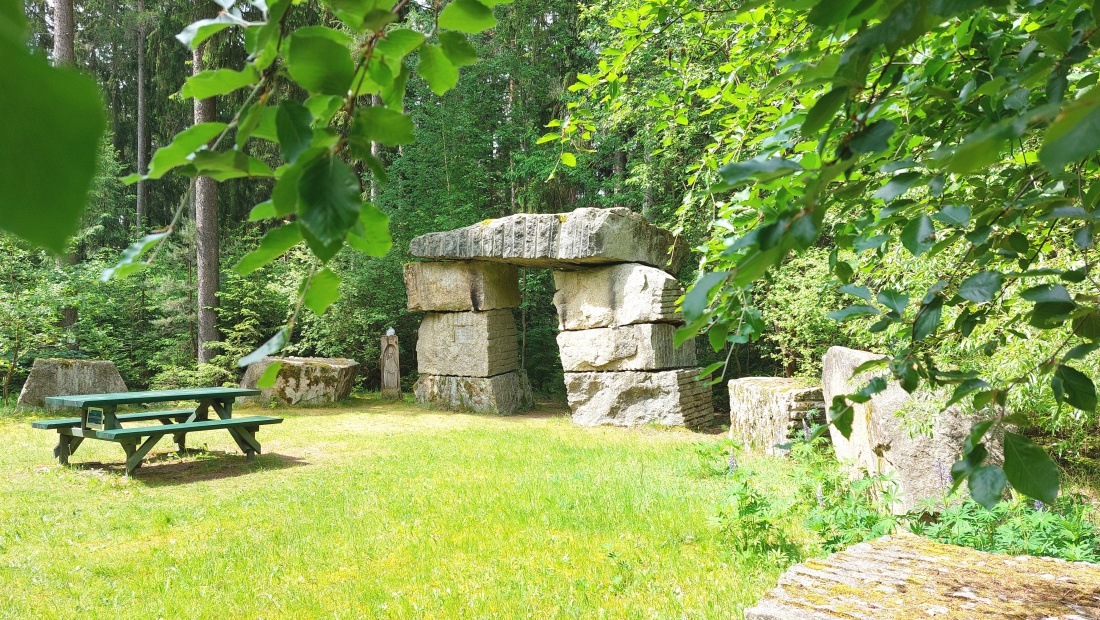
43,387,260,408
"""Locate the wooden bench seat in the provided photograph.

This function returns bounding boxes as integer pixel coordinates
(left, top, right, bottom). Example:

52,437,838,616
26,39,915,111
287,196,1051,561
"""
31,409,195,430
97,416,282,440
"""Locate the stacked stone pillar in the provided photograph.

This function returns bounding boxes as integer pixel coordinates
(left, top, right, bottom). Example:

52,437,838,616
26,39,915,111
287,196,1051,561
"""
405,261,533,414
553,264,713,428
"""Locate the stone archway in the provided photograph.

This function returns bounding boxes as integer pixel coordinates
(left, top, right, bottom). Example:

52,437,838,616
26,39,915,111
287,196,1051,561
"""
402,207,713,428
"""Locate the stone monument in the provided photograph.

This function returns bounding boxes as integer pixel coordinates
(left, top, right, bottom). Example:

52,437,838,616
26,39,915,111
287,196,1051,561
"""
380,329,401,399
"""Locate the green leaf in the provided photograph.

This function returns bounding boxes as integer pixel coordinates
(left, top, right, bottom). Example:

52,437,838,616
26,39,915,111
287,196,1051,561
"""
561,151,577,167
176,15,237,49
256,361,282,389
827,305,881,321
276,100,313,164
849,120,895,155
828,396,854,439
376,28,426,73
1002,431,1060,504
716,156,802,189
932,204,970,227
186,150,274,181
913,296,943,341
351,107,415,148
303,268,341,315
438,0,497,33
136,122,227,182
873,172,921,202
802,87,848,136
234,223,303,275
238,328,288,367
416,44,459,95
957,271,1003,303
877,289,909,315
839,284,872,301
439,31,478,67
286,28,355,95
0,35,105,253
100,232,169,281
346,203,392,256
682,271,728,322
181,65,260,100
1053,364,1097,412
900,215,935,256
968,465,1007,510
1039,100,1100,172
297,155,362,248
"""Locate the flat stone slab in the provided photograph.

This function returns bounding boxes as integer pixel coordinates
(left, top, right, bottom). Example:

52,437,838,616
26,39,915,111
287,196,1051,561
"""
17,358,128,409
404,261,520,312
553,263,682,331
240,356,358,405
823,346,1003,514
413,370,533,415
746,533,1100,620
565,369,712,428
416,310,518,377
408,207,686,274
557,323,696,372
729,377,825,455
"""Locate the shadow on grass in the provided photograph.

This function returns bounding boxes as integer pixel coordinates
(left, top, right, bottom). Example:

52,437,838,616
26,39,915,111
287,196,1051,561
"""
70,450,308,486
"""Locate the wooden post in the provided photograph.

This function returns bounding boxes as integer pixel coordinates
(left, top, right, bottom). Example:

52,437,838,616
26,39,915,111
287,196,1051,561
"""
380,333,401,399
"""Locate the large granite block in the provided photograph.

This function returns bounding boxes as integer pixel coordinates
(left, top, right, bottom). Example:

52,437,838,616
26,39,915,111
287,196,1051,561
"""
556,323,696,372
416,309,518,377
564,369,713,428
729,377,825,455
413,370,533,415
240,356,359,405
409,207,686,274
404,261,521,312
17,358,128,409
553,263,682,331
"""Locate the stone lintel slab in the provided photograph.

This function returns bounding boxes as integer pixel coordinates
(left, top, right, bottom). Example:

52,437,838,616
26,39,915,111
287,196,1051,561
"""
408,207,686,274
416,309,518,377
553,263,683,331
556,323,696,372
564,369,713,428
413,370,533,415
404,261,521,312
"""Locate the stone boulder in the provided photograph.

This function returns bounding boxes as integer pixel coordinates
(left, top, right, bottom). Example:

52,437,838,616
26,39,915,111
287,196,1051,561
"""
416,309,518,377
746,533,1100,620
404,261,521,312
553,263,682,331
240,356,359,405
17,358,128,409
408,207,686,274
565,369,712,428
728,377,825,455
822,346,1003,513
556,323,696,372
413,370,533,415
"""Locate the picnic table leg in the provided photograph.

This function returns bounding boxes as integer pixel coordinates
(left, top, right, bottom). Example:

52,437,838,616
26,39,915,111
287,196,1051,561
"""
124,434,165,476
156,416,189,452
55,434,71,466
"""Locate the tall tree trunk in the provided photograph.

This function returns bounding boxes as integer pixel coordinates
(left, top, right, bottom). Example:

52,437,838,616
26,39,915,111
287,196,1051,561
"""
135,0,147,230
370,94,382,203
193,44,220,364
51,0,74,66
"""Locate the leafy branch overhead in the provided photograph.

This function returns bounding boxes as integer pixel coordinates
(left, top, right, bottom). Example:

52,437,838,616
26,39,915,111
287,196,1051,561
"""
561,0,1100,506
102,0,511,376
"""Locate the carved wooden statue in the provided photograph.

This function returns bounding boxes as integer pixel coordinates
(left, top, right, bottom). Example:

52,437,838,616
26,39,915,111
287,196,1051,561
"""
380,332,400,399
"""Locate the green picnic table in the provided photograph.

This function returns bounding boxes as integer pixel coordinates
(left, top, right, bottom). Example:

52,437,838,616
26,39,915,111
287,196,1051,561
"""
32,387,283,476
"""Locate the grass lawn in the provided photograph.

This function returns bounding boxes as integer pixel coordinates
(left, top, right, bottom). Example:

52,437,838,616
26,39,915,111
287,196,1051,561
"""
0,396,792,619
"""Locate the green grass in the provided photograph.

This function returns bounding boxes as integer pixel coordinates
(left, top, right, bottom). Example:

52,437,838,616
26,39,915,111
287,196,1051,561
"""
0,396,793,619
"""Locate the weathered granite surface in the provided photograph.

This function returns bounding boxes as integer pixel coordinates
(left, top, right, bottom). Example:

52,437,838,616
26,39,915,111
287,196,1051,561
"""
822,346,1004,514
404,261,521,312
240,356,359,405
17,358,128,409
553,263,682,331
729,377,825,455
746,533,1100,620
408,207,686,274
413,370,533,415
556,323,696,372
565,369,712,428
416,309,518,377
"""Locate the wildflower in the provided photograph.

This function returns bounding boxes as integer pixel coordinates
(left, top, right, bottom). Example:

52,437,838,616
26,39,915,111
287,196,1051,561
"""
1034,500,1046,512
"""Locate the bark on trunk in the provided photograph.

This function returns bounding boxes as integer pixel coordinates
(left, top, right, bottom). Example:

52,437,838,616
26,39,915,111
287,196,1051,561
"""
51,0,74,66
370,94,382,203
193,45,220,364
135,0,147,230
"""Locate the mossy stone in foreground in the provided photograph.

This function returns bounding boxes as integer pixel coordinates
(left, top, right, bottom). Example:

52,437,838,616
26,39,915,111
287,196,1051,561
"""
746,533,1100,619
